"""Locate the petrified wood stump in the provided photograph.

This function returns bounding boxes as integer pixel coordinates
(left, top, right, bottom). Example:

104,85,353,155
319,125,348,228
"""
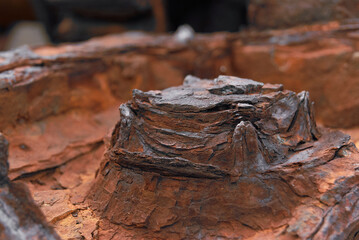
88,75,359,239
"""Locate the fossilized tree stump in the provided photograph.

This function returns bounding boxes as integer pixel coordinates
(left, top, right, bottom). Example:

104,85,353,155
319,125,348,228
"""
88,75,359,239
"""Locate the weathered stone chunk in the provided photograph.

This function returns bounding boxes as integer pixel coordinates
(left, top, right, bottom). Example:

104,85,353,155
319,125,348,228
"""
209,75,264,95
110,75,320,172
0,133,60,240
232,121,269,175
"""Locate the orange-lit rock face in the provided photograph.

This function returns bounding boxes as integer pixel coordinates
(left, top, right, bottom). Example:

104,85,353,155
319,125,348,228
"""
88,75,359,239
1,29,359,129
0,134,60,240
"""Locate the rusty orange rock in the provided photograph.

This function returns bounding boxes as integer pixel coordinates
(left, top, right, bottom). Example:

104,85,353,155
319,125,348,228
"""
0,133,60,240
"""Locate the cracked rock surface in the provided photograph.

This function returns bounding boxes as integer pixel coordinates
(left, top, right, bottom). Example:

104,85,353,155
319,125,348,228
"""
88,75,359,239
0,133,60,240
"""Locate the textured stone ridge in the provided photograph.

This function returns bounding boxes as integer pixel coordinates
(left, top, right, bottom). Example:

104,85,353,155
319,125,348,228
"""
0,133,60,240
88,75,359,239
109,75,320,176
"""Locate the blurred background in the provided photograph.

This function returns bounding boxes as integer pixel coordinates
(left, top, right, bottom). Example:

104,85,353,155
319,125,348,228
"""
1,0,249,50
2,0,359,50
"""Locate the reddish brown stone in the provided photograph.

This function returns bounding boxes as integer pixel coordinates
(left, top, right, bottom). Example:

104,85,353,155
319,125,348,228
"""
1,26,359,129
0,133,60,240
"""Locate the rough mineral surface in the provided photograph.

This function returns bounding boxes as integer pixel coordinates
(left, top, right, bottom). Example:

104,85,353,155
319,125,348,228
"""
0,133,60,240
88,75,359,239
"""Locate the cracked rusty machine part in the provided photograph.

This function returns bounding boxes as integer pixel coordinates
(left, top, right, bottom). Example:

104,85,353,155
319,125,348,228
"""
88,75,359,239
0,133,60,240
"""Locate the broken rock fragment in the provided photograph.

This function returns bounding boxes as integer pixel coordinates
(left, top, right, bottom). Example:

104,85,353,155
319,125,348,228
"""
0,133,60,240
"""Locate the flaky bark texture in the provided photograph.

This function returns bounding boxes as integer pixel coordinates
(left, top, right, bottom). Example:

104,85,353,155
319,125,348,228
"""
88,75,359,239
0,133,60,240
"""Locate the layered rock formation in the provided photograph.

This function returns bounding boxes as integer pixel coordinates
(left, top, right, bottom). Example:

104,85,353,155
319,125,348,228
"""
0,133,60,240
1,24,359,131
88,75,359,239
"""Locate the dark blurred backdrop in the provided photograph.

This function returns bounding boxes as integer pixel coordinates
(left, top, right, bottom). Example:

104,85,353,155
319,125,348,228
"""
2,0,359,50
0,0,249,49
